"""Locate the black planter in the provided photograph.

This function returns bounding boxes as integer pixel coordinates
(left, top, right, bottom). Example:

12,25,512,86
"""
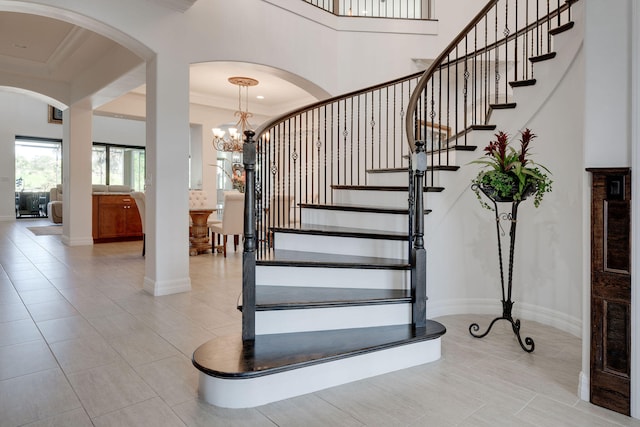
480,182,536,202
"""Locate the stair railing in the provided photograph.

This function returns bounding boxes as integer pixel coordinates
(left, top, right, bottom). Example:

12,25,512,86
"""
243,0,577,340
405,0,576,326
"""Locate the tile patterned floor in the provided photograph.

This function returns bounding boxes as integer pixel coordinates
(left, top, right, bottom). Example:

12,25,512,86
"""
0,219,638,426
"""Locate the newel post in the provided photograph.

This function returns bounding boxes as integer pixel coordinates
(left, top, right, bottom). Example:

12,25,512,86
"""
242,130,256,342
411,139,427,328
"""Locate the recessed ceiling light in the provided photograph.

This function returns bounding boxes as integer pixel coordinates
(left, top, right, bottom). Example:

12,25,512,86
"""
13,43,27,49
256,95,264,100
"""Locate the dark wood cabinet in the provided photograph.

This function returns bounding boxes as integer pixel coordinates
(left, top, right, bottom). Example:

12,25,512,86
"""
92,194,143,243
587,168,631,416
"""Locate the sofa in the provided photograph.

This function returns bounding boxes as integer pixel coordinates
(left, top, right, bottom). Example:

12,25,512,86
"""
48,184,63,224
47,184,133,224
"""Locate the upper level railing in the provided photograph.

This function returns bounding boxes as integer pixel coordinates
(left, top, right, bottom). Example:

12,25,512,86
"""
304,0,434,20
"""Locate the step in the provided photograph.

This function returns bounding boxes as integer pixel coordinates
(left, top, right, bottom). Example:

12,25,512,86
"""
509,79,537,88
250,286,413,334
549,21,574,36
256,250,410,289
331,185,443,209
193,322,446,408
272,225,409,259
530,52,557,63
367,165,459,186
300,203,430,233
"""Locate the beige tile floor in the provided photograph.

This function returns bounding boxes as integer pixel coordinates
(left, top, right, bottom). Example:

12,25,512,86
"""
1,219,639,426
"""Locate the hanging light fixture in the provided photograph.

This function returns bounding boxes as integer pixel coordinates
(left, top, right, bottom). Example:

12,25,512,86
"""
212,76,259,152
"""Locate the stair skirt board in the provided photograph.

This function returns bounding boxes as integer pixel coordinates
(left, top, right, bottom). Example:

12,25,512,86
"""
273,232,408,260
197,337,442,408
256,265,410,289
255,303,412,334
301,209,424,233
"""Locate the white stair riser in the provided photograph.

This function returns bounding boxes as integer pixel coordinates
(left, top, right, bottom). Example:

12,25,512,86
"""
273,232,408,260
302,208,426,233
367,171,407,186
333,189,408,208
255,303,411,335
256,265,410,289
198,338,441,408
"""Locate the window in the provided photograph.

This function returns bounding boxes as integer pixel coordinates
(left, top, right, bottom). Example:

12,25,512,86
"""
92,143,145,191
15,137,62,192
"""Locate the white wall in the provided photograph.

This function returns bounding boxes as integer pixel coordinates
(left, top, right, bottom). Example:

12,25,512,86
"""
426,3,586,337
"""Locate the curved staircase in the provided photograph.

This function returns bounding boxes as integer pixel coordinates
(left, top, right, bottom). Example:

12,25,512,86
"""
193,0,581,408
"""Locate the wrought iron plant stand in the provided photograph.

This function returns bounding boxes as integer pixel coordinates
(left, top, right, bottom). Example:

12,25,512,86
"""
468,185,535,353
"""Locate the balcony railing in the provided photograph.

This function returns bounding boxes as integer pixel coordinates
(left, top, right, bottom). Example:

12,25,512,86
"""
304,0,434,20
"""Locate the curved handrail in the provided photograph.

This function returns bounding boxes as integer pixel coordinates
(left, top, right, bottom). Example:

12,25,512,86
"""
405,0,498,153
253,70,423,140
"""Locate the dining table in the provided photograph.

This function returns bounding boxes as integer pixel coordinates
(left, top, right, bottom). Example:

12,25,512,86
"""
189,208,216,256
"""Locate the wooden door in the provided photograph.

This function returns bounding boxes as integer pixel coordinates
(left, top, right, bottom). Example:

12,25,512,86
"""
588,168,631,415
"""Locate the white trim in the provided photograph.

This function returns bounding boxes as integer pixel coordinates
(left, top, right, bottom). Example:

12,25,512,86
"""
428,298,582,338
143,276,191,296
60,236,94,246
198,337,441,408
579,371,590,401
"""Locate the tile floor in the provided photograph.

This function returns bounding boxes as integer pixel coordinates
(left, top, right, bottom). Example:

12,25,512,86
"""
0,219,639,426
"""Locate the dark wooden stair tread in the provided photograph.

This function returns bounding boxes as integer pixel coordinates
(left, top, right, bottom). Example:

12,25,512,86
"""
299,203,432,215
272,224,408,240
530,52,557,63
331,185,444,192
192,321,446,379
256,249,410,269
248,286,411,311
367,165,460,173
509,79,537,88
489,102,517,110
549,21,574,36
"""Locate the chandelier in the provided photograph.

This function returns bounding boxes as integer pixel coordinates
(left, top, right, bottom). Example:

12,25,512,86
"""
212,76,259,152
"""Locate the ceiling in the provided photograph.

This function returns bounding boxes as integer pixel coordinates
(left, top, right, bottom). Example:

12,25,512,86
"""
0,10,320,119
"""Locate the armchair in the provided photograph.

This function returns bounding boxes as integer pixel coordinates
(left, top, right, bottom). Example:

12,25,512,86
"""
47,184,63,224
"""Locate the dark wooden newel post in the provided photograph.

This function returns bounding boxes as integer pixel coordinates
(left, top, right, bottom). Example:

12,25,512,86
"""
242,130,256,342
411,139,427,328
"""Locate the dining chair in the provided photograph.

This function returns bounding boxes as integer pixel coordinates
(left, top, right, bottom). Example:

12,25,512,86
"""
208,191,244,257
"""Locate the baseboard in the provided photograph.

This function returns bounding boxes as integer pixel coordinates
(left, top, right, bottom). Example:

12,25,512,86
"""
578,370,590,401
143,276,191,296
428,298,582,338
61,235,94,246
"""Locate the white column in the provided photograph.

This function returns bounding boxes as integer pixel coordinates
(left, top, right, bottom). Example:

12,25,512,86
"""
143,53,191,296
61,102,93,246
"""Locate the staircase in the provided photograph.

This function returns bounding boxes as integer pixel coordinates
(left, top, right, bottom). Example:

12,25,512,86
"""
193,0,581,408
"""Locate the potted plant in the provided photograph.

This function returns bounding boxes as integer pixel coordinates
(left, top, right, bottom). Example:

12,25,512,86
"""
471,128,552,209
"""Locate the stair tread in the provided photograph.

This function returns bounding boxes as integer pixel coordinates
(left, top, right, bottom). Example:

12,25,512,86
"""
332,185,444,192
367,165,460,173
530,52,556,63
192,321,446,379
509,79,537,88
257,249,410,269
549,21,574,36
272,224,408,240
300,203,432,215
489,102,517,109
253,286,411,310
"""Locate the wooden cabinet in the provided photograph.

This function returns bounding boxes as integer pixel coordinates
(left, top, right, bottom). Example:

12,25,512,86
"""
587,168,631,416
92,194,143,243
